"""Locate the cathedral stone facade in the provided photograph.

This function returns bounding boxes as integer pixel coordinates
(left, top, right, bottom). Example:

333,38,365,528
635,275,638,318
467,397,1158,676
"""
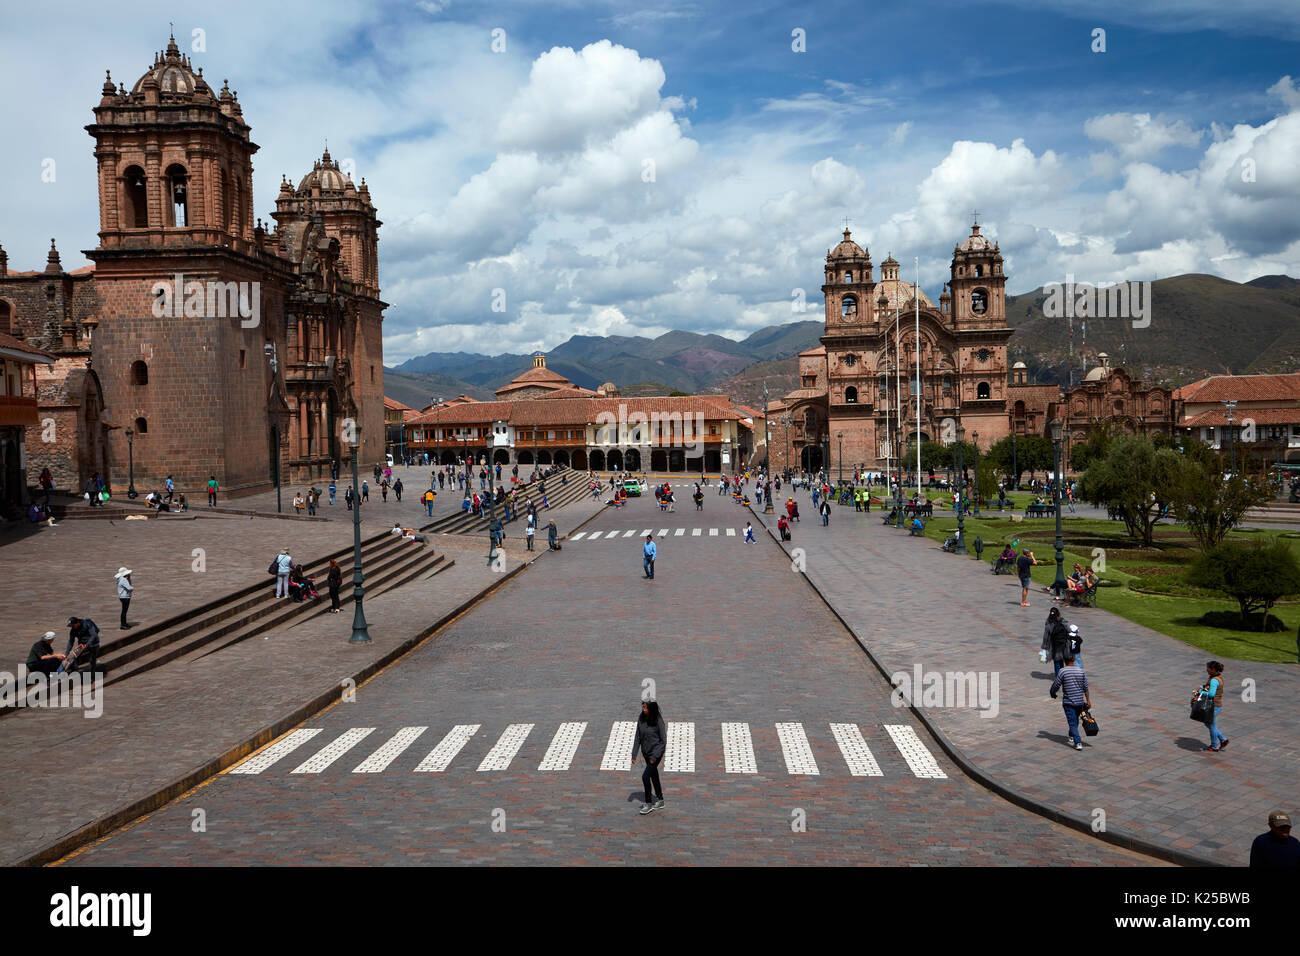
773,223,1025,474
0,35,386,497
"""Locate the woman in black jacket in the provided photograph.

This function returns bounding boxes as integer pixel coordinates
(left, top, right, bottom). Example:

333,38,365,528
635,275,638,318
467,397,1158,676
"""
327,559,343,613
631,700,667,815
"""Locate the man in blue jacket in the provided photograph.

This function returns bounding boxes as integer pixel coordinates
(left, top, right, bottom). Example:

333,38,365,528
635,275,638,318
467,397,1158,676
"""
643,535,656,580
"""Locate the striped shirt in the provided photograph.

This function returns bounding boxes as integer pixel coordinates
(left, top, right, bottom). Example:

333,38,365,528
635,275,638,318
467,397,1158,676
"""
1050,665,1089,705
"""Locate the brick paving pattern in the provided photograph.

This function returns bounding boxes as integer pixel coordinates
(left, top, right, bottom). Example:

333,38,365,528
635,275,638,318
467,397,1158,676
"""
750,486,1299,866
60,490,1153,866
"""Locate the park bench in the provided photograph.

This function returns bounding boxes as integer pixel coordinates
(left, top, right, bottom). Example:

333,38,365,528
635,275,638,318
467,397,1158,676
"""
904,503,933,518
1025,503,1052,518
1068,579,1099,607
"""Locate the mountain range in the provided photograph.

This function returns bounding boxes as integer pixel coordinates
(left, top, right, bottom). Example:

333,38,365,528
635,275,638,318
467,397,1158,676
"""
385,274,1299,411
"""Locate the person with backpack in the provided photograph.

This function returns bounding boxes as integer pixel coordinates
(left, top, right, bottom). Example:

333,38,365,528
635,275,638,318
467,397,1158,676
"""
1016,548,1038,607
1197,661,1229,752
1066,623,1083,666
273,549,293,599
328,480,337,505
547,519,559,551
164,474,174,504
207,475,218,507
393,478,403,502
64,617,101,674
631,699,668,815
327,559,343,613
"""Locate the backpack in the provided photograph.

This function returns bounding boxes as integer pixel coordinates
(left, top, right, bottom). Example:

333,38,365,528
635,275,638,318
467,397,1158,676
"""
1068,629,1083,655
268,557,278,575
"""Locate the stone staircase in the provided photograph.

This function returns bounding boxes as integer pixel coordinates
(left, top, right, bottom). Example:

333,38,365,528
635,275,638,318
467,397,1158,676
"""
1246,501,1300,527
1,529,450,710
422,469,595,535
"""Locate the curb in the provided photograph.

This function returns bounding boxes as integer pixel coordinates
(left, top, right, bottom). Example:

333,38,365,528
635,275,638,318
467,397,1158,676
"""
745,501,1217,869
19,558,534,868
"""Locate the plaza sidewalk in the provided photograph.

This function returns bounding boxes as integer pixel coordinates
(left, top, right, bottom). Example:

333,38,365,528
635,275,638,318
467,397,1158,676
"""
0,496,606,866
751,498,1299,866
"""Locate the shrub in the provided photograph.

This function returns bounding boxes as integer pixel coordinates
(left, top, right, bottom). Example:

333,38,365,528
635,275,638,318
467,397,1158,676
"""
1186,540,1300,630
1197,610,1288,632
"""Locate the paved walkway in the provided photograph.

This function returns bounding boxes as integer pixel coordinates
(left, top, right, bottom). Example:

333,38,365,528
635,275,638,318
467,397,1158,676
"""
751,494,1299,866
0,500,606,865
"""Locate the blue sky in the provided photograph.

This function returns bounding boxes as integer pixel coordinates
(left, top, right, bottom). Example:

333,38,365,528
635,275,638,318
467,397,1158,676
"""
2,0,1298,362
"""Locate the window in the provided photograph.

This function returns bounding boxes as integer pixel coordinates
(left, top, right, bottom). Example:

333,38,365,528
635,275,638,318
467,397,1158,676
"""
977,381,991,400
974,265,983,277
0,301,10,335
547,430,556,440
971,290,988,315
841,295,858,317
124,166,148,228
844,271,853,283
165,164,188,227
134,416,148,434
220,169,231,231
802,375,816,388
370,365,375,383
710,425,718,436
239,349,246,369
943,376,953,394
845,386,858,404
130,360,148,386
804,409,817,430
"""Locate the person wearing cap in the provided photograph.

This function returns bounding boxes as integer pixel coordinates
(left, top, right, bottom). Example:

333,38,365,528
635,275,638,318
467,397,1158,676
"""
1066,623,1083,666
1250,811,1300,867
65,617,101,674
115,567,134,629
275,549,293,599
25,632,65,675
643,534,656,580
631,698,667,815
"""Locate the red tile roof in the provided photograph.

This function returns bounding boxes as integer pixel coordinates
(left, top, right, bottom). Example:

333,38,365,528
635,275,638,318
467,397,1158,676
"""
383,396,414,411
1173,373,1300,404
1183,408,1300,427
0,333,57,362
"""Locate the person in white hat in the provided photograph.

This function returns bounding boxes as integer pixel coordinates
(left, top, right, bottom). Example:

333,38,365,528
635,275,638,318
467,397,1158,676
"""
115,567,134,629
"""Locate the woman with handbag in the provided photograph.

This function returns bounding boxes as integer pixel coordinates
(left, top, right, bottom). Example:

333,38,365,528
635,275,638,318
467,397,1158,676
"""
1196,661,1229,752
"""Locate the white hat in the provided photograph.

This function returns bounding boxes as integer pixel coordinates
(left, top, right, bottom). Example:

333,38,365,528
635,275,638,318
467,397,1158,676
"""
42,631,55,641
1068,624,1079,634
115,567,132,577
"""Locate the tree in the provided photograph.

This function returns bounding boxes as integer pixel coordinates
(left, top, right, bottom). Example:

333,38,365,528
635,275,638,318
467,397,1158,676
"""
1077,435,1181,545
988,434,1049,488
1168,447,1273,551
914,440,950,472
1070,421,1118,472
1187,540,1300,630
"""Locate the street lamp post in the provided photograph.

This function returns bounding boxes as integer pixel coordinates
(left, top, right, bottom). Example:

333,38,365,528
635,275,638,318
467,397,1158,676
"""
264,342,282,513
484,453,497,565
954,423,967,553
124,426,137,498
348,422,371,644
972,430,980,518
1050,418,1067,596
1011,426,1018,493
837,431,844,485
1222,400,1237,475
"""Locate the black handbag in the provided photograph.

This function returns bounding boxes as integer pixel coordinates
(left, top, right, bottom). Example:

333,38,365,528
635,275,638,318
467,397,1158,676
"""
1080,710,1099,737
268,558,278,575
1189,694,1212,723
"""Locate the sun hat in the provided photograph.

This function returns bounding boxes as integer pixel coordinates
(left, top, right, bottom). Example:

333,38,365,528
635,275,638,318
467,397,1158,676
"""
115,567,132,578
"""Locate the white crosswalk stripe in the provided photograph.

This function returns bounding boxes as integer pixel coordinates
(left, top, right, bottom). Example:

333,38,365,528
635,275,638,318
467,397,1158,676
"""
721,722,757,773
414,724,480,772
587,531,603,540
709,528,718,536
664,722,695,772
232,721,948,780
230,728,322,774
658,528,668,536
292,727,375,774
354,726,427,773
691,528,701,536
477,723,534,771
640,529,652,537
570,532,586,541
884,724,947,779
623,529,637,537
776,722,819,775
726,527,736,536
830,723,883,777
674,528,685,536
601,721,636,771
539,721,587,771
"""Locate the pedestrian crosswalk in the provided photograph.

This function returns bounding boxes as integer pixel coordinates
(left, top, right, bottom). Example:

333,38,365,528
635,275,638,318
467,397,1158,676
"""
568,527,757,542
228,720,948,781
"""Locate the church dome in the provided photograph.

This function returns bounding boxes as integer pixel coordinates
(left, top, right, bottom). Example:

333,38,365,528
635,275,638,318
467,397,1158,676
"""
130,35,208,99
959,222,993,253
298,149,352,195
828,228,867,260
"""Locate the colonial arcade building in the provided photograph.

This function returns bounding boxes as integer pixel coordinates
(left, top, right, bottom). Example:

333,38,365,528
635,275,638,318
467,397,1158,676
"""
0,34,386,498
772,223,1040,474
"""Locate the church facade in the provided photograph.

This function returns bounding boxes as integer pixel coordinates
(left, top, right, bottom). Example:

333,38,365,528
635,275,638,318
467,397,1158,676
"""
772,223,1041,475
0,35,386,498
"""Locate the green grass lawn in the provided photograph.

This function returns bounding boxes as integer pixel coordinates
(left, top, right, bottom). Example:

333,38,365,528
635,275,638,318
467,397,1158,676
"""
914,513,1300,663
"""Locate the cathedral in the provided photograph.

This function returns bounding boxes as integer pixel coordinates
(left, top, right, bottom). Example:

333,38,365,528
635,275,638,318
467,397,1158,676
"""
0,34,386,497
771,222,1053,474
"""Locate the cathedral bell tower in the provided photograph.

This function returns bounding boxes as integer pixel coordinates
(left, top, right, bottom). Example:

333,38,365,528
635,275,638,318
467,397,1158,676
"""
948,220,1006,329
821,229,876,336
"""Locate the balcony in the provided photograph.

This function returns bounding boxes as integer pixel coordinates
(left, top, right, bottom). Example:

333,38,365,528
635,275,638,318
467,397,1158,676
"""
0,394,39,427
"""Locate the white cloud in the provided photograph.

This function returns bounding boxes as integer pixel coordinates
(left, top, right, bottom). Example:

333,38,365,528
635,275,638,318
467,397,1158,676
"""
1084,112,1203,160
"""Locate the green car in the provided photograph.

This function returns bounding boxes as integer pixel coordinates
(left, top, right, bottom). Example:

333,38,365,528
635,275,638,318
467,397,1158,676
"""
622,479,643,497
